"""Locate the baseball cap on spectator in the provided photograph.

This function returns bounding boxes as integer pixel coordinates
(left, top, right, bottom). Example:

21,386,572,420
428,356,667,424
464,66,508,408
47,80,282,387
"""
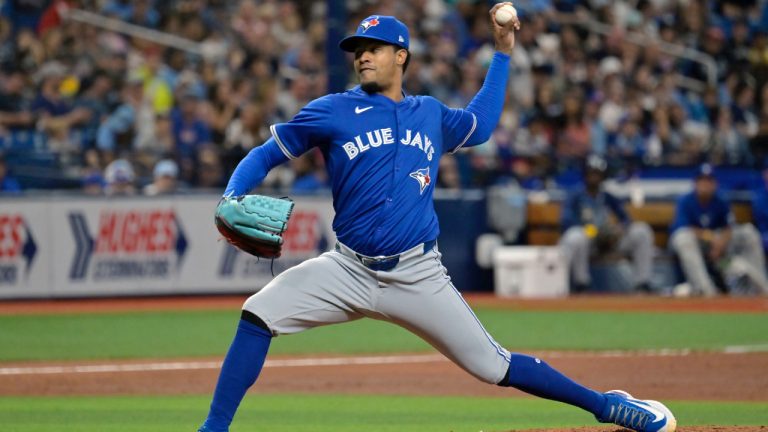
339,15,410,52
33,61,66,84
598,57,622,78
695,163,716,180
153,159,179,179
104,159,135,184
585,154,608,176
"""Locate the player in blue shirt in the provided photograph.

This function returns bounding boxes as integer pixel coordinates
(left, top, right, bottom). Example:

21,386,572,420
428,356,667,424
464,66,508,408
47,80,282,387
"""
754,162,768,255
559,155,654,293
198,7,676,432
670,163,768,296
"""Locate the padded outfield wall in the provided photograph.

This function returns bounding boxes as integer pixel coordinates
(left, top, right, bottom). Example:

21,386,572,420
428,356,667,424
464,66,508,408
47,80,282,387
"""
0,192,491,299
0,194,337,299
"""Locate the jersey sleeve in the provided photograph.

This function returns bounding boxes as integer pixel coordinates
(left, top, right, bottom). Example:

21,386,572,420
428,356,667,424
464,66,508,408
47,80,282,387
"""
270,96,334,159
441,104,478,154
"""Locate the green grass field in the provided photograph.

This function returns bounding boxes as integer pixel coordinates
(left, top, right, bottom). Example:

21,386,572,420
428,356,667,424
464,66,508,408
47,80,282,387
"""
0,395,766,432
2,308,768,361
1,306,767,431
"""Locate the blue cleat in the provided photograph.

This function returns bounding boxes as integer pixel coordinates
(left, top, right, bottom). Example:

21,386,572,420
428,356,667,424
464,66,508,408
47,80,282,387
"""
596,390,677,432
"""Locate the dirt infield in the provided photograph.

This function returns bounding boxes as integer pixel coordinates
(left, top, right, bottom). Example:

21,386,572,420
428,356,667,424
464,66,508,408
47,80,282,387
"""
0,293,767,315
2,351,766,401
1,295,766,431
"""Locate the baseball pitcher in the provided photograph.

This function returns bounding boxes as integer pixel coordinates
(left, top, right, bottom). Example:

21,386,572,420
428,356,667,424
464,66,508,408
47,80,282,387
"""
199,5,676,432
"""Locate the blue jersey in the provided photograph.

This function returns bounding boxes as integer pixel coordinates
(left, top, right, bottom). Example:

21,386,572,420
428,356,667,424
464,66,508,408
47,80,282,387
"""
671,191,734,233
225,52,510,256
560,187,629,232
270,88,479,256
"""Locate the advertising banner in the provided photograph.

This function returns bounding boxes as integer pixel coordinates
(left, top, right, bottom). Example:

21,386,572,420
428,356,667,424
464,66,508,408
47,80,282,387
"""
0,195,335,299
0,200,52,297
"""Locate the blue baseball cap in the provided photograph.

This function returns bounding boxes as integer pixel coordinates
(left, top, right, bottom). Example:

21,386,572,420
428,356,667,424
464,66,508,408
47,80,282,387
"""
339,15,410,52
695,163,715,179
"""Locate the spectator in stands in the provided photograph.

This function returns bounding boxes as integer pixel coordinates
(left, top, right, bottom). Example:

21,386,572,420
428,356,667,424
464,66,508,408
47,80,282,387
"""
508,155,544,191
136,45,174,115
143,158,180,196
709,105,752,165
0,67,33,145
2,1,768,192
670,163,768,296
103,158,136,196
559,154,655,293
222,101,269,168
96,74,146,157
71,71,113,150
0,153,21,193
753,160,768,256
30,61,70,119
81,172,105,196
437,154,462,190
202,77,242,146
171,90,211,160
554,87,591,161
195,145,224,189
0,0,48,34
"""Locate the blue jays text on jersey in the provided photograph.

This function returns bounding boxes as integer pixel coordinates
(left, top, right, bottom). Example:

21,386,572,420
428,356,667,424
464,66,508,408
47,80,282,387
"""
340,127,435,162
224,52,511,257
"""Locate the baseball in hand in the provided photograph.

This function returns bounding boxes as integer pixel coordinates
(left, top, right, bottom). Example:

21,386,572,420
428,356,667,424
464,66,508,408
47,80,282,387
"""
495,4,518,25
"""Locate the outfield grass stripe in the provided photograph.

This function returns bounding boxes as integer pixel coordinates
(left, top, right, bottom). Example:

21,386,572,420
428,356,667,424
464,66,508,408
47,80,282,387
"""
4,309,767,361
0,395,766,432
3,345,767,376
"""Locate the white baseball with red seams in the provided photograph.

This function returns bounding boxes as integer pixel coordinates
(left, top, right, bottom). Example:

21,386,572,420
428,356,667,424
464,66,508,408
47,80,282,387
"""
495,4,518,25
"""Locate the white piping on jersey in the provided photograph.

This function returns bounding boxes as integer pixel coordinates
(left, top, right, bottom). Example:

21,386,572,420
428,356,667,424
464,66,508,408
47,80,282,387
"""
431,250,511,365
270,124,297,160
450,112,477,154
447,280,512,365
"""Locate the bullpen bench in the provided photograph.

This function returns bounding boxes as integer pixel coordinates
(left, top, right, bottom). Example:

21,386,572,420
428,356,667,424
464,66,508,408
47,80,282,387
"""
524,200,754,248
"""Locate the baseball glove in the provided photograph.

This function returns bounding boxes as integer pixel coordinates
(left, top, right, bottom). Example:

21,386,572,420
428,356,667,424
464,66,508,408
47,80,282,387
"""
215,195,295,258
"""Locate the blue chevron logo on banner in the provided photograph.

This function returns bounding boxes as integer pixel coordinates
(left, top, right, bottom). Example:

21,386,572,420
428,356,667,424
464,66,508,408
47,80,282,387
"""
68,213,94,280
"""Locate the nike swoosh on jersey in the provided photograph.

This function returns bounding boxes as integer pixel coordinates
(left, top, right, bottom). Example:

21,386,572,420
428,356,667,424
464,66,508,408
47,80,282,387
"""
355,106,373,114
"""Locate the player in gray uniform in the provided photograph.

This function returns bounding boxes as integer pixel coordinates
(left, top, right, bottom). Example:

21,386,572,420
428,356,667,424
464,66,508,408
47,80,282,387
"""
198,5,676,432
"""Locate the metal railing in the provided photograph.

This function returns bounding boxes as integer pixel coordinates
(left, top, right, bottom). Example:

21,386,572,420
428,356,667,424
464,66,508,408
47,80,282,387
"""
60,7,204,56
557,13,718,92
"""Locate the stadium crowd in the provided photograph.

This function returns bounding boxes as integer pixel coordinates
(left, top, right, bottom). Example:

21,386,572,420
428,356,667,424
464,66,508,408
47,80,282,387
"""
2,0,768,295
0,0,767,194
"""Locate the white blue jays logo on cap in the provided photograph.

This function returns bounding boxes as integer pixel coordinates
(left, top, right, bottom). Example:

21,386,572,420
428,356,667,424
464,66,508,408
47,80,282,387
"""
410,167,431,194
360,16,380,32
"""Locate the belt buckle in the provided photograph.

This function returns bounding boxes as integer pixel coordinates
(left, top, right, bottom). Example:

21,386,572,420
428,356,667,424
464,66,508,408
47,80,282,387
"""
359,256,379,267
358,254,399,271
